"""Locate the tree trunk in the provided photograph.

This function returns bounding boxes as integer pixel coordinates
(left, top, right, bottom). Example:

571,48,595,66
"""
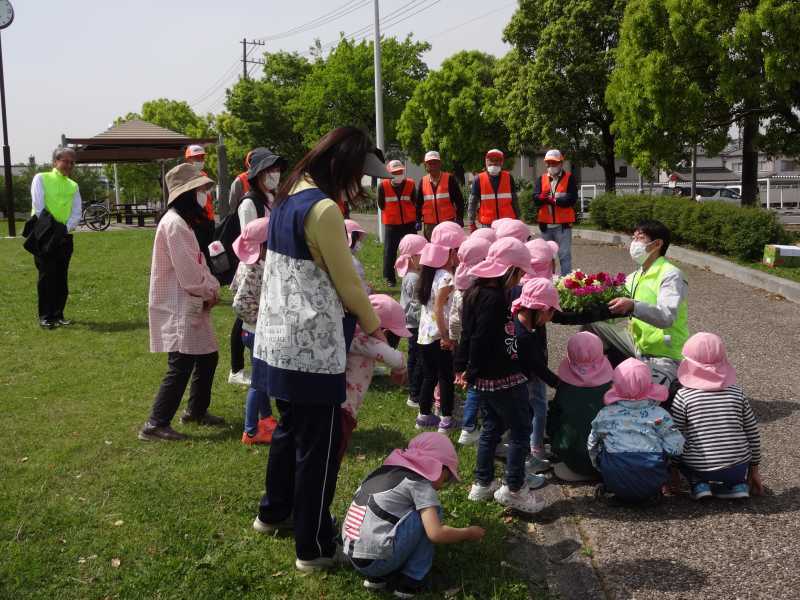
740,112,759,206
600,123,616,193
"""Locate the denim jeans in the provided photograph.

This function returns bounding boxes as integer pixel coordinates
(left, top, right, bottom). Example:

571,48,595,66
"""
353,509,436,582
463,388,481,431
242,331,271,434
527,377,547,450
679,462,749,487
540,224,572,275
474,384,532,491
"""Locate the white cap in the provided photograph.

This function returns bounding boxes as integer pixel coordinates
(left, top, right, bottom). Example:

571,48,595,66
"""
424,150,441,162
544,149,564,163
387,159,405,174
185,144,206,159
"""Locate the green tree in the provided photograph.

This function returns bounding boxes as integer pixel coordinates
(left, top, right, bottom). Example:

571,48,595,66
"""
397,50,508,182
607,0,800,205
290,36,430,149
500,0,627,191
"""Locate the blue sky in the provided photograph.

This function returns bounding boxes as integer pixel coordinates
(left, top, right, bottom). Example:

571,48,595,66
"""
6,0,516,164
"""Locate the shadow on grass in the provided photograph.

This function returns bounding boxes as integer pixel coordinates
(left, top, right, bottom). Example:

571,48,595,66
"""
350,425,407,458
748,398,800,424
80,319,148,332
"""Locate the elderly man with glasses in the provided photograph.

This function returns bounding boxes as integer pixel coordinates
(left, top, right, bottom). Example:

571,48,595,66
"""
29,146,83,329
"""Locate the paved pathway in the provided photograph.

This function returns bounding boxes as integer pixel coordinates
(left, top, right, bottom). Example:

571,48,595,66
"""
355,215,800,599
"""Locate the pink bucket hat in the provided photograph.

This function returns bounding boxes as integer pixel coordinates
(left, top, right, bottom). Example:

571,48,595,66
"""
344,218,366,243
558,332,613,388
471,227,497,243
454,237,492,291
495,219,531,243
677,332,737,391
420,242,451,269
511,276,561,315
603,358,669,406
490,217,514,232
369,294,412,338
430,221,467,249
232,217,269,265
383,432,460,482
469,237,535,279
394,234,427,278
523,238,558,281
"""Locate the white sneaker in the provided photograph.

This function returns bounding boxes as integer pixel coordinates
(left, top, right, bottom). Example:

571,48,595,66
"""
493,485,547,514
406,396,419,408
295,556,335,572
468,479,500,501
458,427,481,446
228,370,251,386
525,454,551,474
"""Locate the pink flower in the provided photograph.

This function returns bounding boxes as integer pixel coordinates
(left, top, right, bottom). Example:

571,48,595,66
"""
596,272,611,283
614,272,627,286
573,288,589,296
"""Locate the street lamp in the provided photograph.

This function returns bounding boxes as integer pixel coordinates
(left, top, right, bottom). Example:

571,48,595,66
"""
0,0,14,237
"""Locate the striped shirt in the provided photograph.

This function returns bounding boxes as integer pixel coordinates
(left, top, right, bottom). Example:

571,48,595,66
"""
671,385,761,471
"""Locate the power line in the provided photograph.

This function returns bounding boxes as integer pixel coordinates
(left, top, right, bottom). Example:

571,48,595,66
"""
428,1,516,39
256,0,371,41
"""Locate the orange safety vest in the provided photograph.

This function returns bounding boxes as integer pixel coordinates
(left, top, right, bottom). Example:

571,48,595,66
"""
237,171,250,194
478,171,515,225
381,178,416,225
201,170,215,220
421,173,456,224
536,171,576,224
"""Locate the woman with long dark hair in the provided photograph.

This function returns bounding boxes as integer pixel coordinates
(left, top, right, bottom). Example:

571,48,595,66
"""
250,127,391,571
139,164,223,441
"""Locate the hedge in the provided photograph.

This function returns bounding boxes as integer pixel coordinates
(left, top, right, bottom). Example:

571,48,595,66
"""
588,193,789,261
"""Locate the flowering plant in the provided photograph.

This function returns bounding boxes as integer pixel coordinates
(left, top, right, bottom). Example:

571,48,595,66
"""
556,270,629,313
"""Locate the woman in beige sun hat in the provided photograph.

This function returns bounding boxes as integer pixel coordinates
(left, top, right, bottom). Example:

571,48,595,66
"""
138,163,225,442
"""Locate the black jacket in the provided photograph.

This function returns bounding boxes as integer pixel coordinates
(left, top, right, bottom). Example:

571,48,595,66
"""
23,210,67,257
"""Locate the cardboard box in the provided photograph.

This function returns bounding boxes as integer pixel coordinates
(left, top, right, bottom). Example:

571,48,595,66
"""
763,244,800,268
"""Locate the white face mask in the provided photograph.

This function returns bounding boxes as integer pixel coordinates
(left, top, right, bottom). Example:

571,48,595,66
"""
487,165,501,176
391,175,404,185
194,161,205,172
629,240,652,265
547,165,561,177
261,171,280,191
195,190,207,208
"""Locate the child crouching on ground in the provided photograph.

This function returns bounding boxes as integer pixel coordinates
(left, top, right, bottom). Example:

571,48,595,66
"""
342,432,485,598
396,234,428,410
671,332,763,499
548,332,612,482
458,239,550,513
340,294,410,461
231,217,278,445
588,358,685,503
449,236,492,446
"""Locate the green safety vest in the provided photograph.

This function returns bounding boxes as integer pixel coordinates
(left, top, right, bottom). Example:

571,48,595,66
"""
37,168,78,225
626,256,689,361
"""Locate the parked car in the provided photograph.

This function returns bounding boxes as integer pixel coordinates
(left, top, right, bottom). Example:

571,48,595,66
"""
661,185,741,205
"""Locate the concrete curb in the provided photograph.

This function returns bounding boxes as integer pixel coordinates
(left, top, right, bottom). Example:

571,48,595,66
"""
572,227,800,305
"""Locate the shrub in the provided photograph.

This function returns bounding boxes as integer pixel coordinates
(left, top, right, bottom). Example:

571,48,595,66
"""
586,193,787,261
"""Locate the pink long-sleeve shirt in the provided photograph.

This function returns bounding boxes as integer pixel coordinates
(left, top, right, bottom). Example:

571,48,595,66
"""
343,329,406,420
148,209,220,354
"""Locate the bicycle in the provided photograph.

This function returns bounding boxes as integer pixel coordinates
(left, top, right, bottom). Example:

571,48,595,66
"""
80,202,111,231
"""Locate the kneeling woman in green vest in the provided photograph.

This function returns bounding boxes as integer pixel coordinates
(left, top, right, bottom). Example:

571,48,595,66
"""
586,220,689,396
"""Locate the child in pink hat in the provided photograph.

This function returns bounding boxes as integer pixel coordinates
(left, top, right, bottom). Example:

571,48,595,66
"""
470,226,497,244
342,433,485,594
548,332,613,481
231,217,278,445
345,218,371,294
341,294,411,460
510,276,563,477
395,234,429,409
415,222,465,433
454,239,547,513
588,358,685,503
671,332,763,500
523,238,559,283
446,237,492,446
494,218,532,243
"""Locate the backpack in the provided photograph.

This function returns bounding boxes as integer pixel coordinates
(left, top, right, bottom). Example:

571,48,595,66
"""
212,192,266,285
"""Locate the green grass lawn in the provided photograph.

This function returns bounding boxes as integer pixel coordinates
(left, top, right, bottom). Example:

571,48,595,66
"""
1,230,541,599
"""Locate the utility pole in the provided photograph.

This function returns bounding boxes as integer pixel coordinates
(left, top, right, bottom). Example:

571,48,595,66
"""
373,0,385,242
216,133,230,217
241,38,265,81
0,30,14,236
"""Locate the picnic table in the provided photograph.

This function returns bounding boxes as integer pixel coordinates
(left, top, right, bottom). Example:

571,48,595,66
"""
111,203,161,227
